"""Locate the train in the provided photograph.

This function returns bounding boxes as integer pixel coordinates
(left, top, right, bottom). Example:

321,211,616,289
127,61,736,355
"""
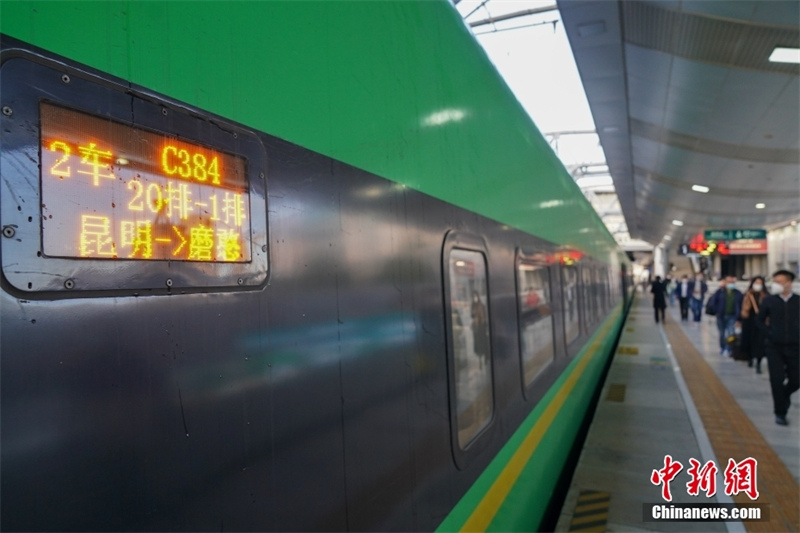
0,2,633,531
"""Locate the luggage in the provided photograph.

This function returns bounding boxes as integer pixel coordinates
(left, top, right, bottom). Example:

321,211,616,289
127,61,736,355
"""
727,334,746,360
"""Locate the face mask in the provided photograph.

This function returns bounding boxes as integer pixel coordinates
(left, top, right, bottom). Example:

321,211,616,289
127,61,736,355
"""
752,283,763,292
771,282,785,294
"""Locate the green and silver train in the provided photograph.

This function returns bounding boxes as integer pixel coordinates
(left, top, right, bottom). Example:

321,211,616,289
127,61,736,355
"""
0,2,632,531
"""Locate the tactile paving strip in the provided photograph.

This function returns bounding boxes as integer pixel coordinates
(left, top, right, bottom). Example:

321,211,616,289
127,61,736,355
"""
663,321,800,532
568,490,610,532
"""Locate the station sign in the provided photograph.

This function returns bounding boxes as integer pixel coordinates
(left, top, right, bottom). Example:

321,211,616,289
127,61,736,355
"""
704,229,766,241
728,239,768,255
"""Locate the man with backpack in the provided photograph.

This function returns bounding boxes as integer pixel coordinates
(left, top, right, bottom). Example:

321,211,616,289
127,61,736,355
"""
707,276,743,357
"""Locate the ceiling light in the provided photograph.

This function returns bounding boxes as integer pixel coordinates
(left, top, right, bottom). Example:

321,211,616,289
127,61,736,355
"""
601,125,619,133
672,220,684,226
691,184,709,193
755,203,766,209
769,47,800,64
663,235,672,241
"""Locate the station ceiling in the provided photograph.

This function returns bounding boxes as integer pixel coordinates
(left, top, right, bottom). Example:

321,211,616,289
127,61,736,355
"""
558,0,800,246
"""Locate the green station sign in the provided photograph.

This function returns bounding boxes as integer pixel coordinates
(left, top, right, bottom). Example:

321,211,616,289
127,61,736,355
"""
704,229,766,241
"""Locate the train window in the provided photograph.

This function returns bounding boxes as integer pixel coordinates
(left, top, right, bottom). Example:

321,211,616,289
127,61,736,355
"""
516,260,555,387
446,248,493,450
562,265,580,346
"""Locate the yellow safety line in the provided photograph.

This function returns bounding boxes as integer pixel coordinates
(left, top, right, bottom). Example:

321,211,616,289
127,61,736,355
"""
460,310,620,532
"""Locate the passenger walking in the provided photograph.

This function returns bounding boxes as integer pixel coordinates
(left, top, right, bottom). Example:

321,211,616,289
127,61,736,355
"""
689,272,708,324
707,276,742,357
651,276,667,324
674,274,691,321
757,270,800,426
665,275,675,307
737,276,768,373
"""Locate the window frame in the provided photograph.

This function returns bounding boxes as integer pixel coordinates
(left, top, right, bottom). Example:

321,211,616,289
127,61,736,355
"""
441,231,495,469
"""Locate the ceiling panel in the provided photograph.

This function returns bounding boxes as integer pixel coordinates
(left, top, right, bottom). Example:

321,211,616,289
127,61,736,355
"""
630,136,663,168
772,77,800,110
627,74,668,105
750,0,800,26
700,117,757,144
637,0,682,10
559,0,799,242
668,55,729,92
745,106,800,149
624,45,673,86
665,82,718,114
680,1,758,21
635,142,799,197
574,45,625,80
582,77,628,103
628,102,667,126
711,68,790,104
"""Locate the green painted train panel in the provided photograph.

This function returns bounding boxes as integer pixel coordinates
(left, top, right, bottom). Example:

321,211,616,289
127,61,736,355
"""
1,0,620,261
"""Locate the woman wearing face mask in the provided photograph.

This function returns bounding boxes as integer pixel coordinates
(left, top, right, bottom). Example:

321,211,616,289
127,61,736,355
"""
738,276,768,373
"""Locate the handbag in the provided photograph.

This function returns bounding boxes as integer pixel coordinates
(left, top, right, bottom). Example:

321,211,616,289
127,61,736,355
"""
747,292,759,315
705,298,716,316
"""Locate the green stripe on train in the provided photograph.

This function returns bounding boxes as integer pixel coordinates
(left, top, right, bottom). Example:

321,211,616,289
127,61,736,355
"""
1,1,621,263
436,306,624,532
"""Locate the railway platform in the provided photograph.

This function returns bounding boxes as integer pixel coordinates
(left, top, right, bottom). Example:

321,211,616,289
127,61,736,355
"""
555,295,800,532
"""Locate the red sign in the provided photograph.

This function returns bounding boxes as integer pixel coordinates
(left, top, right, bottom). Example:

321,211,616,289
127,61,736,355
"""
728,239,768,255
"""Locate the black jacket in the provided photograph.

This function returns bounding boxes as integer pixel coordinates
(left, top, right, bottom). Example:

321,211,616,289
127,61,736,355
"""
651,281,667,309
757,293,800,346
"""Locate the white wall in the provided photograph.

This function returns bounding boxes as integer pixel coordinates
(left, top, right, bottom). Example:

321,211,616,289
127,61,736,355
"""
767,224,800,277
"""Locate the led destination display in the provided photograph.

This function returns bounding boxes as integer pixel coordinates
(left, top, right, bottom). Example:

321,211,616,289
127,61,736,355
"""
40,103,251,262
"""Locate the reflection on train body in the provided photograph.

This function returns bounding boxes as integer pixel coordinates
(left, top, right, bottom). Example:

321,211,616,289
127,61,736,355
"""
448,249,493,449
517,262,555,385
562,265,580,345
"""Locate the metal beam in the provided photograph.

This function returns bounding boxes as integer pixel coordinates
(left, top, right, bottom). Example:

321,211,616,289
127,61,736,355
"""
469,5,558,28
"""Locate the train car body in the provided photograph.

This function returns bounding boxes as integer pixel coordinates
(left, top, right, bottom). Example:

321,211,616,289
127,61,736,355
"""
0,2,632,531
